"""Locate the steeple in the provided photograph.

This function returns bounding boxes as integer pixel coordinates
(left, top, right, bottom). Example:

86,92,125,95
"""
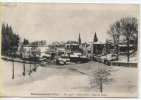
78,33,81,45
93,32,98,42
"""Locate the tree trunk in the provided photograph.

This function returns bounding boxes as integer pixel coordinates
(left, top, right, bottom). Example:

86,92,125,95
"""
100,78,103,93
116,44,119,60
33,57,37,72
12,59,14,79
127,36,130,62
92,44,94,61
29,62,32,75
23,62,25,76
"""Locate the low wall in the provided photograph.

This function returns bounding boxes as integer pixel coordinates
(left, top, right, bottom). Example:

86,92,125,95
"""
111,61,137,67
1,56,37,64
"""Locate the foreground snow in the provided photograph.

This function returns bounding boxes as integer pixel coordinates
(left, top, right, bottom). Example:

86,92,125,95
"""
0,60,138,97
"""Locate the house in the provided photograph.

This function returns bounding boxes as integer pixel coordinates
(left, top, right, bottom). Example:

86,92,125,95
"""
65,41,81,53
92,41,105,55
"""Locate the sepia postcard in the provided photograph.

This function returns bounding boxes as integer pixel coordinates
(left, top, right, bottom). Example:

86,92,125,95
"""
0,3,139,97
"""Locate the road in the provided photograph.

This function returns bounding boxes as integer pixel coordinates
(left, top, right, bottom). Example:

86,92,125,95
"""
0,60,138,97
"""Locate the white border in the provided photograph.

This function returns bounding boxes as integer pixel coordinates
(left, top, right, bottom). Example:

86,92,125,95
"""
0,0,140,4
0,0,140,100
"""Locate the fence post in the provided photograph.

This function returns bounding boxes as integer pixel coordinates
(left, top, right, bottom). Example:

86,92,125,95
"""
22,51,25,76
33,54,37,72
12,58,14,79
28,49,32,75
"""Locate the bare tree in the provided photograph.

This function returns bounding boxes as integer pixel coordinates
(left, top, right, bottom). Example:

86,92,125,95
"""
108,17,138,62
120,17,138,62
90,63,113,93
107,21,121,60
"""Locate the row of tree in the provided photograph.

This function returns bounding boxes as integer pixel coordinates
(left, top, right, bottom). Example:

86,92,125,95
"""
1,24,30,56
1,24,20,56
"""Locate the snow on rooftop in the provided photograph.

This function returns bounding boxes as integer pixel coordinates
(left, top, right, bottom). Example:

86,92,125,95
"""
92,41,105,44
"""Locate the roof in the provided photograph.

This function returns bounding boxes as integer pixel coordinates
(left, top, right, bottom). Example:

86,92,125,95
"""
93,41,105,44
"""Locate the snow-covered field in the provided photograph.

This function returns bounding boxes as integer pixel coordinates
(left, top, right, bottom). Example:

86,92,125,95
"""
0,60,138,97
115,53,138,63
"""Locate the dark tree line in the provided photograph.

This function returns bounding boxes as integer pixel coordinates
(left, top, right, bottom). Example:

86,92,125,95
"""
1,23,20,56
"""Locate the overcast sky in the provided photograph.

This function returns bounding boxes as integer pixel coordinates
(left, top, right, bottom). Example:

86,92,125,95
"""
0,3,139,44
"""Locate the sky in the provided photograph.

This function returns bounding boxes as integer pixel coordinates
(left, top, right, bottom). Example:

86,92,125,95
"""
0,3,139,44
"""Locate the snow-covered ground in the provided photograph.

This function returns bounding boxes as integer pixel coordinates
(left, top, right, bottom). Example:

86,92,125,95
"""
115,52,138,63
0,60,138,97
